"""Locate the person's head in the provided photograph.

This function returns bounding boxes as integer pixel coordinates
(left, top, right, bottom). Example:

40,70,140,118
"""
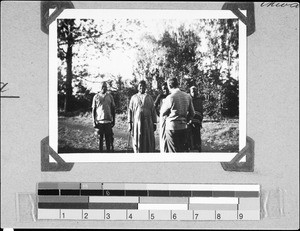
161,82,169,95
167,77,179,90
100,82,108,94
138,80,147,94
190,86,198,98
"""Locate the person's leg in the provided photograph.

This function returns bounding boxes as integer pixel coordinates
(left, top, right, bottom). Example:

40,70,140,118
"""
177,129,187,152
165,129,176,153
198,129,202,152
106,135,111,152
105,124,113,152
194,124,201,152
99,134,104,152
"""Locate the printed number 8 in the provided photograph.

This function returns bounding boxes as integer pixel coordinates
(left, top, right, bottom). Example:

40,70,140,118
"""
216,213,221,220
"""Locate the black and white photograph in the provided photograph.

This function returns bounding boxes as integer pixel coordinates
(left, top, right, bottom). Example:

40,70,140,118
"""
1,1,299,229
49,9,246,162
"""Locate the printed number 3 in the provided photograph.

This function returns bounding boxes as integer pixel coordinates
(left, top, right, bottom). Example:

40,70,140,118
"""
106,213,110,219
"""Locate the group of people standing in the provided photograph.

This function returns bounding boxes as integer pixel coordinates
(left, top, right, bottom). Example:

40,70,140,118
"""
92,77,203,153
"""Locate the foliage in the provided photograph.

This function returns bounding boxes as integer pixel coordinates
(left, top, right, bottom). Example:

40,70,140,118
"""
57,19,141,112
132,19,239,119
57,18,239,119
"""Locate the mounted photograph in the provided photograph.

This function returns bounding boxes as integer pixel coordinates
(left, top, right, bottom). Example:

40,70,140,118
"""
49,9,246,162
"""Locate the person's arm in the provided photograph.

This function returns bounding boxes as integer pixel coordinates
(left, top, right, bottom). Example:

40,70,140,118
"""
91,95,97,128
160,96,171,117
187,95,195,122
150,96,157,131
154,94,161,116
127,96,133,132
111,94,116,127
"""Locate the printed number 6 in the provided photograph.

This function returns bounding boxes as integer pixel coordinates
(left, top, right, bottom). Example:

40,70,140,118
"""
172,213,177,220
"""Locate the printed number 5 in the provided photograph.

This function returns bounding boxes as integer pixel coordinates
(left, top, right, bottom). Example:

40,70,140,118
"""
150,213,155,220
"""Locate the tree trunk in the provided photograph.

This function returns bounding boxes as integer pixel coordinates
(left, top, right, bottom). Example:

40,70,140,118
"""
64,38,73,113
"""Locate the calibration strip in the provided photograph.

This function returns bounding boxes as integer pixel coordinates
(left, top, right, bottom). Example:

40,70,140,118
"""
37,183,260,221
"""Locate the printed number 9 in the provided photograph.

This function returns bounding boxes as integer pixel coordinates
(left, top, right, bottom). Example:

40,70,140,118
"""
239,213,243,220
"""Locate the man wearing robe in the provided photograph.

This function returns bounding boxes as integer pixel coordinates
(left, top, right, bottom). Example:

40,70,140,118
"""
128,80,157,153
154,82,170,153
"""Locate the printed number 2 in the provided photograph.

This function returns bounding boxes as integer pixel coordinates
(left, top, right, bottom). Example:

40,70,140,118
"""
84,213,88,219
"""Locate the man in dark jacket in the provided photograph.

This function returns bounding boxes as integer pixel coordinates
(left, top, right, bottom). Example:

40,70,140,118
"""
188,86,204,152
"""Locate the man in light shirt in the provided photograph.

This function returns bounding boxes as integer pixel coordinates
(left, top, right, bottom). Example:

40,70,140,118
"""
92,82,115,152
160,78,195,152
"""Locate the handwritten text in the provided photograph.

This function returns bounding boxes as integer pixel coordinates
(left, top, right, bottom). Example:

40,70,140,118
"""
261,2,299,8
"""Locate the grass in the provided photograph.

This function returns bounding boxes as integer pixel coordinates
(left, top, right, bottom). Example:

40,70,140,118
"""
58,113,239,153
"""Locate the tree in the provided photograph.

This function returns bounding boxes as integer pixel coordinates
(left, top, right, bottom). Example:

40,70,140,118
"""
57,19,141,112
133,19,239,119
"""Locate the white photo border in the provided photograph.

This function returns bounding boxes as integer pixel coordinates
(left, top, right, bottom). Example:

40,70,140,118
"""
49,9,247,163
